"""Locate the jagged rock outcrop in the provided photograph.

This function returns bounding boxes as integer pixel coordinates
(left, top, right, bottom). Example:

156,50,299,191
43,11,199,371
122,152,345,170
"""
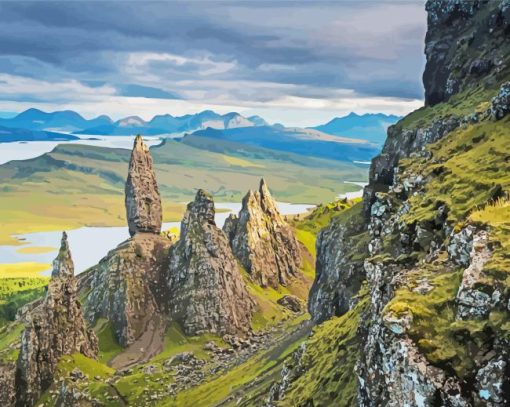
83,232,172,347
82,135,171,349
125,135,162,236
224,179,301,288
167,189,254,336
15,233,98,407
362,117,460,215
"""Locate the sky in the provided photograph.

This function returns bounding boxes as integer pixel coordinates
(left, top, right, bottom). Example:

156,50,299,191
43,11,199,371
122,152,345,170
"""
0,0,427,127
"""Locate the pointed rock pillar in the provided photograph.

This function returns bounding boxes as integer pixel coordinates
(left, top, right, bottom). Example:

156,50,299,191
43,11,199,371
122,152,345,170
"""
51,231,74,279
15,232,98,407
167,189,254,336
125,135,162,236
224,178,302,288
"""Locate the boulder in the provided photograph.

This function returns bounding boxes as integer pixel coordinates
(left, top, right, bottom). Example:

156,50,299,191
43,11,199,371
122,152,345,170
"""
277,295,303,313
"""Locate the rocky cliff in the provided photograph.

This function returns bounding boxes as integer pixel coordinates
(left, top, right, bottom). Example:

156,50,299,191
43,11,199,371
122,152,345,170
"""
167,189,254,336
83,136,171,349
125,135,162,236
308,204,368,323
423,0,510,106
224,179,301,289
272,1,510,405
364,0,510,215
15,233,98,407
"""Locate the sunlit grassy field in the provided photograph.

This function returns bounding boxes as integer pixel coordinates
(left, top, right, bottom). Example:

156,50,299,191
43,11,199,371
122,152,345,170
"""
0,138,368,245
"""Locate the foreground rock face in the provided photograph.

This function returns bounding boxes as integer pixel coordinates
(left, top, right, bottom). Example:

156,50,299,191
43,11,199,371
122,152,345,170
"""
423,0,510,106
125,135,162,236
291,2,510,406
224,179,301,288
308,206,367,323
83,232,172,347
15,233,98,407
167,189,254,336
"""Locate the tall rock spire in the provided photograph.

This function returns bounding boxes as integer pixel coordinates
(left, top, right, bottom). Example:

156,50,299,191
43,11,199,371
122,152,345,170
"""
51,231,74,279
224,179,302,288
15,232,98,407
167,189,254,336
125,135,162,236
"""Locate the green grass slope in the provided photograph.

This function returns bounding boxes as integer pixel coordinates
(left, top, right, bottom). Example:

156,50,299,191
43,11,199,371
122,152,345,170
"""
0,138,367,245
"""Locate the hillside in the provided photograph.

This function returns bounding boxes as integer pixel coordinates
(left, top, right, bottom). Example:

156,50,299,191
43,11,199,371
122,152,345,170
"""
187,126,379,162
272,1,510,405
0,137,367,245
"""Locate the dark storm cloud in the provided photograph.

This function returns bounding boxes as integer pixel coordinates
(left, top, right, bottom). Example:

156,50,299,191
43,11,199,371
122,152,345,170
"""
0,0,427,107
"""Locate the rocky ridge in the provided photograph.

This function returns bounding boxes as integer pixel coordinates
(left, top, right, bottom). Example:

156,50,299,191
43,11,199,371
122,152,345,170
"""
15,233,98,407
224,178,302,289
167,189,254,336
268,1,510,405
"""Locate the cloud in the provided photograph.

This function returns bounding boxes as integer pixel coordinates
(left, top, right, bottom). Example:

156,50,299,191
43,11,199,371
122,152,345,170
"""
0,0,427,125
117,84,180,100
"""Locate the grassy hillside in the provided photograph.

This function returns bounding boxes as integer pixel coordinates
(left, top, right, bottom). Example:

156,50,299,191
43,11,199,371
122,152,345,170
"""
0,138,368,245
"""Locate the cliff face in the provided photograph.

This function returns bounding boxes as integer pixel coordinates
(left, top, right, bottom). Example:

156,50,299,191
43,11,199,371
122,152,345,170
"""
15,233,98,407
308,204,368,323
423,0,510,106
277,1,510,406
125,135,162,236
83,136,171,348
364,0,510,216
167,189,254,336
224,179,301,289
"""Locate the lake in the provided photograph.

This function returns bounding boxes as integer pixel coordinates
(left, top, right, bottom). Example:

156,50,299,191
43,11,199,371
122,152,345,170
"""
0,135,163,165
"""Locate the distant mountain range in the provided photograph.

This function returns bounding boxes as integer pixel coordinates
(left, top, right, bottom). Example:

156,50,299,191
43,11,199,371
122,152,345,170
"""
0,108,269,138
0,109,400,150
310,112,401,146
0,108,112,133
185,126,379,162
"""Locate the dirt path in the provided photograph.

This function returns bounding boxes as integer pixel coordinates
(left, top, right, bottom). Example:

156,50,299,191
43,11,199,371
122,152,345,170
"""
109,314,166,371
